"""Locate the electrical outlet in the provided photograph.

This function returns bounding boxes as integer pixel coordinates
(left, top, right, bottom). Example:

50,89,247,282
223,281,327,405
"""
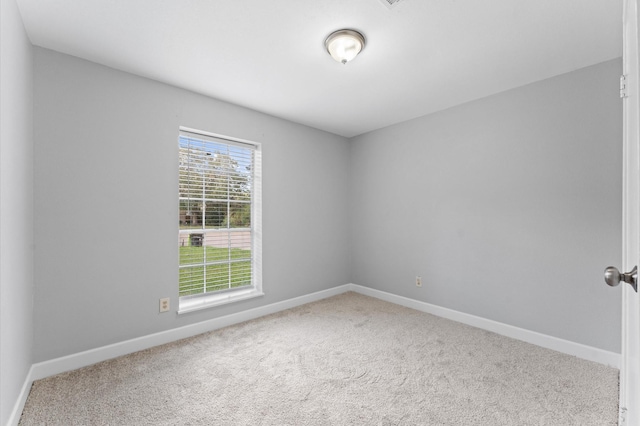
416,276,422,287
159,297,170,313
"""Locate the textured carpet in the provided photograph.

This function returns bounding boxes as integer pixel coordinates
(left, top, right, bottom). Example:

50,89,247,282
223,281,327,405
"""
19,292,618,425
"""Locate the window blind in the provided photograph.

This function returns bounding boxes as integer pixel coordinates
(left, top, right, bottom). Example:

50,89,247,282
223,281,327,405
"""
178,129,257,298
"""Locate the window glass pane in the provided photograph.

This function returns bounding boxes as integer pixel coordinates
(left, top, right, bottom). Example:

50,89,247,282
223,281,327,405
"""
179,146,206,199
179,236,205,265
204,154,230,200
229,172,250,200
179,202,202,229
231,261,252,288
204,201,227,228
203,231,230,262
205,264,230,292
179,266,205,297
229,202,251,228
230,231,252,257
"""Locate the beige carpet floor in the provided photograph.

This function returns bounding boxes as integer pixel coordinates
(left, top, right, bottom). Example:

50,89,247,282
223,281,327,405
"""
19,292,618,425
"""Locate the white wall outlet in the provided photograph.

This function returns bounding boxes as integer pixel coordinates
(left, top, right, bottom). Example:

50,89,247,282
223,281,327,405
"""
159,297,170,313
416,276,422,287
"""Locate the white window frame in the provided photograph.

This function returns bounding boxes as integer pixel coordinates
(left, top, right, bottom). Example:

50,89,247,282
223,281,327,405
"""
177,127,263,314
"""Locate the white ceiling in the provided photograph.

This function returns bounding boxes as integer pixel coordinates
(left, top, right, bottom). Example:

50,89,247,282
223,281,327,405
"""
16,0,622,138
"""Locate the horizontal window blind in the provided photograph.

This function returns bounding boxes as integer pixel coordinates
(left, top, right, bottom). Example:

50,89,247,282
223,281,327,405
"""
178,130,256,298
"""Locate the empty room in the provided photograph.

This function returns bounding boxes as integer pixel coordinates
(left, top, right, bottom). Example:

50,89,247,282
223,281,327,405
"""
1,0,636,425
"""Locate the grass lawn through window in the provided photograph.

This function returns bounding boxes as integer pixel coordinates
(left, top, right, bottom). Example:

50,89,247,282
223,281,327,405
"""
179,246,252,296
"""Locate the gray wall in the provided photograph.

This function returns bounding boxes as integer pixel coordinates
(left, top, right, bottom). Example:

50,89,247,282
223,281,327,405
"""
0,0,35,424
350,59,622,352
33,48,351,362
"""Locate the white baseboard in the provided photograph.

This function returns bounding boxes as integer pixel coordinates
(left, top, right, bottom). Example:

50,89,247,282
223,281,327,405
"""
30,284,352,381
7,365,35,426
349,284,621,369
15,282,618,425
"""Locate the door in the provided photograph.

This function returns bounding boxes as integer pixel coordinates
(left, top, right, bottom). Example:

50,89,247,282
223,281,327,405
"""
620,0,640,424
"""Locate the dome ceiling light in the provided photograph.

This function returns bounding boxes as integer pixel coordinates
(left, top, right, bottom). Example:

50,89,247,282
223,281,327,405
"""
324,29,366,64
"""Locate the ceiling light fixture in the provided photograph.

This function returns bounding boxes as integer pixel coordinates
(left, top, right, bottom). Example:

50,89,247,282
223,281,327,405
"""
325,29,366,64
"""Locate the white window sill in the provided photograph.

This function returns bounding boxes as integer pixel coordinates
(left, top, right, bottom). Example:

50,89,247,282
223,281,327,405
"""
177,288,264,315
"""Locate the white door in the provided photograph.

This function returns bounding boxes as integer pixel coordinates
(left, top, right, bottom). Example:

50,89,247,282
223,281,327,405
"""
620,0,640,424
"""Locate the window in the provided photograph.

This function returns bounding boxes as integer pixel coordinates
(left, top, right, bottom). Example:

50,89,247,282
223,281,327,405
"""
178,128,262,313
